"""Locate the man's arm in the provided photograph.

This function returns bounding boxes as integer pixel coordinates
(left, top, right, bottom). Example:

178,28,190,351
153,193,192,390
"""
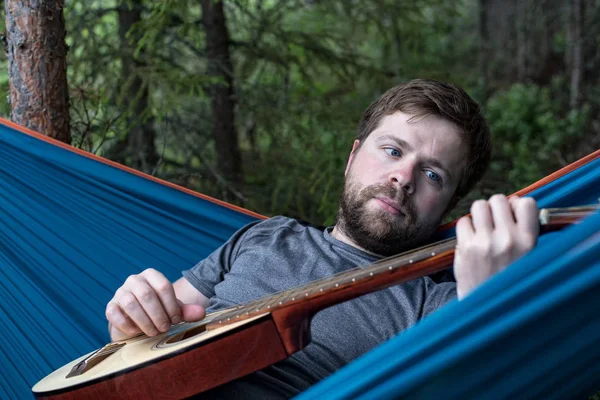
173,277,211,308
106,269,209,341
454,195,539,299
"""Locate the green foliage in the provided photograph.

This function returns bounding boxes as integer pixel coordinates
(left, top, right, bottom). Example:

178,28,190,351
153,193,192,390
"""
0,70,10,117
0,1,598,395
0,0,597,227
485,82,590,192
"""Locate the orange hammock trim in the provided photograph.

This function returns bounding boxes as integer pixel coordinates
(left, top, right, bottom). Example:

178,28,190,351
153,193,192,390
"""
1,117,266,220
4,117,598,227
440,148,600,230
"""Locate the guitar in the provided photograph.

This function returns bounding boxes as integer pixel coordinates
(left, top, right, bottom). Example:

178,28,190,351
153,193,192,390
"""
32,205,597,399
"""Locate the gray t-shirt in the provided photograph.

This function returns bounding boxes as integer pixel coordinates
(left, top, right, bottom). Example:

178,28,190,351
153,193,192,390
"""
183,216,457,398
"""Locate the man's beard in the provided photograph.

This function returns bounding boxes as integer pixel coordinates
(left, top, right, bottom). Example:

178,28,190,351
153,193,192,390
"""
335,178,441,257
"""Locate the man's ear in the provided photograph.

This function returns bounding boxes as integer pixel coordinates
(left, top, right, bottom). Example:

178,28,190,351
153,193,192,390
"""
344,140,361,176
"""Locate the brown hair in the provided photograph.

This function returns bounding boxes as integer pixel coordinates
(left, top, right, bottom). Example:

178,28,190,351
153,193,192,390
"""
356,79,492,199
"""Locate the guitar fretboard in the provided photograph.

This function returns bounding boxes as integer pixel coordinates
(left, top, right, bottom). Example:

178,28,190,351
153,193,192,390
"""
181,203,597,331
205,237,457,327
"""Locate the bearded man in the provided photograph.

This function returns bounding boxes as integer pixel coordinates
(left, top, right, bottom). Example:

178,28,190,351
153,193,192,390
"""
105,79,539,398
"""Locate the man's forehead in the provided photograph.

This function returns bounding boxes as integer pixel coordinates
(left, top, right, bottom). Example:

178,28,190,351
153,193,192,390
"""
367,113,468,176
371,113,464,145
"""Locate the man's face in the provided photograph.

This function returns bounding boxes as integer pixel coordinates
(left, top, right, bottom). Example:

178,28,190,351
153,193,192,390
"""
336,111,468,256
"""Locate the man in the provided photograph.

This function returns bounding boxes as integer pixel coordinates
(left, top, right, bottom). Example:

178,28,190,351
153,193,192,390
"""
106,79,539,398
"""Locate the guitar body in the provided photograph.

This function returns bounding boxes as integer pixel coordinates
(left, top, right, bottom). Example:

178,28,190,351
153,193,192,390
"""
33,313,291,399
32,204,593,399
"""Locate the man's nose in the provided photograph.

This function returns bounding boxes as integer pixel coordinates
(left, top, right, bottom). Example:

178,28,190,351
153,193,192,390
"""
388,162,416,195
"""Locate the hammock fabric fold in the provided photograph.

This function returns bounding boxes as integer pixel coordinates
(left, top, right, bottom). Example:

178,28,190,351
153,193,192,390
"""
0,120,260,399
297,152,600,400
0,118,598,399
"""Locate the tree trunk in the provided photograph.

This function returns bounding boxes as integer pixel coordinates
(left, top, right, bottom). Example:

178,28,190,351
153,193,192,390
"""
201,0,242,188
478,0,490,99
516,1,529,82
568,0,584,108
5,0,71,144
118,0,159,174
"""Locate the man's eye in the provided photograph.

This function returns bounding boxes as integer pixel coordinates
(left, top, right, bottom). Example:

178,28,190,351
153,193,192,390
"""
425,170,442,183
384,148,401,157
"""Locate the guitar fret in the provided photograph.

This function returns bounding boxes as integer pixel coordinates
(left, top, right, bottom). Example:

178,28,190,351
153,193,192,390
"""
277,291,295,305
268,294,284,309
248,297,270,313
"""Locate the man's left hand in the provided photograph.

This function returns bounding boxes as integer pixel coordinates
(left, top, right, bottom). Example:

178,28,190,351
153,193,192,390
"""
454,195,539,299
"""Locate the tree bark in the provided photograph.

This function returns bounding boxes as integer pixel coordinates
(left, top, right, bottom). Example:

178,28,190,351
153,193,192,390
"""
117,0,159,174
568,0,584,108
478,0,490,99
201,0,242,187
5,0,71,143
516,0,529,82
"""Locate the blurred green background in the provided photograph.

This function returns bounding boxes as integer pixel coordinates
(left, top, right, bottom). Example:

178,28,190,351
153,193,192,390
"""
1,0,598,224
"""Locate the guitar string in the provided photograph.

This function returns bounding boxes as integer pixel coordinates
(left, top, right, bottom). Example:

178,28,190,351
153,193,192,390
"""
211,238,458,325
140,206,596,339
207,205,597,324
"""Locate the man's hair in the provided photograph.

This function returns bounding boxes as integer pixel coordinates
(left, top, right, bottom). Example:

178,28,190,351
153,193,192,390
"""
356,79,492,199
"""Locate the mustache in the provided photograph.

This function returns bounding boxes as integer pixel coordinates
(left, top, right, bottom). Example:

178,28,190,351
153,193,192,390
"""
361,183,411,214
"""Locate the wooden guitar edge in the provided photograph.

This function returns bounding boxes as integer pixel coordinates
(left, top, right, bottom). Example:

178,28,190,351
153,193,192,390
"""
35,316,289,399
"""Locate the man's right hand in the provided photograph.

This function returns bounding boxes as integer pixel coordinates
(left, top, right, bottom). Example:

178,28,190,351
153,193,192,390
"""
106,268,207,341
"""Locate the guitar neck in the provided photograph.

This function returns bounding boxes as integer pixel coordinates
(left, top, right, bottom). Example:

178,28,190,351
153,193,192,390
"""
31,204,599,399
539,205,598,232
204,204,598,335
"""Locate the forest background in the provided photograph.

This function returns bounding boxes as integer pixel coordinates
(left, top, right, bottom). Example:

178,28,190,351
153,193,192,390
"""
1,0,599,226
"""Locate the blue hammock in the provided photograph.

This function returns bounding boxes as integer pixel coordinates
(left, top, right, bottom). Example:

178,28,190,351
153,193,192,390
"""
0,120,598,399
0,122,259,399
297,168,600,399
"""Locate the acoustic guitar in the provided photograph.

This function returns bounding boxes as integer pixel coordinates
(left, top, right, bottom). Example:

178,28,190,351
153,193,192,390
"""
32,205,597,399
